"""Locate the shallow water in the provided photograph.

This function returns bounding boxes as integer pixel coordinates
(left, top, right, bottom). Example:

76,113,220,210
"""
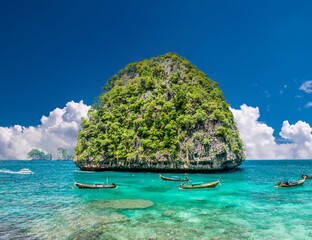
1,160,312,239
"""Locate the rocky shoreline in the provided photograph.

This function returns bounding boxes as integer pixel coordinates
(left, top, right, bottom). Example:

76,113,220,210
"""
74,158,243,173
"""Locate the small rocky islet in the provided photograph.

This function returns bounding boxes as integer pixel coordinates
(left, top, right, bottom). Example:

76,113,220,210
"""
74,53,245,172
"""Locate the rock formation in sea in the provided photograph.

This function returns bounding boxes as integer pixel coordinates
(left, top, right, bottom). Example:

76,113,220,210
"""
73,53,245,172
56,147,73,160
27,149,52,160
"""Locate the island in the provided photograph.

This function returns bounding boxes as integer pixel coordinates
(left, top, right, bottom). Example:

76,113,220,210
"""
56,147,73,160
73,53,245,172
27,149,52,160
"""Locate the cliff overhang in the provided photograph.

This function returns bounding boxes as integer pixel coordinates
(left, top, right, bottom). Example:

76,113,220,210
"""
74,158,244,173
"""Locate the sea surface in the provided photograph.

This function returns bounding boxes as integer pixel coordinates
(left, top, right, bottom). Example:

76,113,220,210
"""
1,160,312,240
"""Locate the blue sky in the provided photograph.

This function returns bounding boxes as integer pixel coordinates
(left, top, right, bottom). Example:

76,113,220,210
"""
1,0,312,141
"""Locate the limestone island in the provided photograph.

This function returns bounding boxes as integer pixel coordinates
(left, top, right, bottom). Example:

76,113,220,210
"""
28,149,52,160
73,53,245,172
56,147,73,160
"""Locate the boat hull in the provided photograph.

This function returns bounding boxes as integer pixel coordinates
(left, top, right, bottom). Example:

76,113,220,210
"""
75,183,117,189
180,178,221,189
159,174,189,182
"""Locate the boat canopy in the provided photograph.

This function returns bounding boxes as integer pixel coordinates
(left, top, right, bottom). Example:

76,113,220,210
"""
192,182,203,186
282,180,297,184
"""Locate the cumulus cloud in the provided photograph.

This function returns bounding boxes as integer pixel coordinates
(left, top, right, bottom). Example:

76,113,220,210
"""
299,80,312,93
0,101,90,160
231,104,312,159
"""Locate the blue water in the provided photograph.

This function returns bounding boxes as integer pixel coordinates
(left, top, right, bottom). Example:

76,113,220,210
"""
1,160,312,239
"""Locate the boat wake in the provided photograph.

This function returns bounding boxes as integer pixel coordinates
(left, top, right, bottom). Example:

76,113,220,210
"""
0,169,34,174
0,169,21,174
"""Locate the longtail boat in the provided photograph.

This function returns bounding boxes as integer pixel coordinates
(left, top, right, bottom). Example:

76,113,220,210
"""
179,177,221,189
275,176,306,188
159,173,189,182
301,173,312,179
73,180,117,189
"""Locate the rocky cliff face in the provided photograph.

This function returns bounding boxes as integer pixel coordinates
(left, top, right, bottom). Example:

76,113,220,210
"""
74,53,245,172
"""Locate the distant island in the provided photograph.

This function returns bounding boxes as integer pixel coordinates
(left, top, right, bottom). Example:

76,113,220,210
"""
27,147,73,160
73,53,245,172
27,149,52,160
56,147,73,160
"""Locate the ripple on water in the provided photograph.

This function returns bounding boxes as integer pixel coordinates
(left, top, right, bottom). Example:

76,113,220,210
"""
140,186,171,193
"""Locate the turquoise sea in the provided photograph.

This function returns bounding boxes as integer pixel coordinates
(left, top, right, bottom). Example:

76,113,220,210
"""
1,160,312,240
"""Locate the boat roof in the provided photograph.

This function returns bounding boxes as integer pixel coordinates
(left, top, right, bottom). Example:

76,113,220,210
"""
192,182,203,185
283,180,296,183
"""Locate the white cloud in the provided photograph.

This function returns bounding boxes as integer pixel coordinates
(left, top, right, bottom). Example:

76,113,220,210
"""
304,102,312,108
231,104,312,159
280,85,287,94
299,80,312,93
0,101,90,160
264,90,271,98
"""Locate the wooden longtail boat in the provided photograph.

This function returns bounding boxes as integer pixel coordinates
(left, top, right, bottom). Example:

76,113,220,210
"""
275,176,306,188
301,174,312,179
179,177,221,189
159,173,189,182
73,180,117,189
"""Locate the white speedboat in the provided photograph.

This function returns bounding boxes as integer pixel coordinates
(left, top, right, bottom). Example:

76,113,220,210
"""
19,168,33,174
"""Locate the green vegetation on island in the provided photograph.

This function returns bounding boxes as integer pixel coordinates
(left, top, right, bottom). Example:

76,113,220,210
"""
27,147,73,160
56,147,73,160
27,149,52,160
74,53,245,171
